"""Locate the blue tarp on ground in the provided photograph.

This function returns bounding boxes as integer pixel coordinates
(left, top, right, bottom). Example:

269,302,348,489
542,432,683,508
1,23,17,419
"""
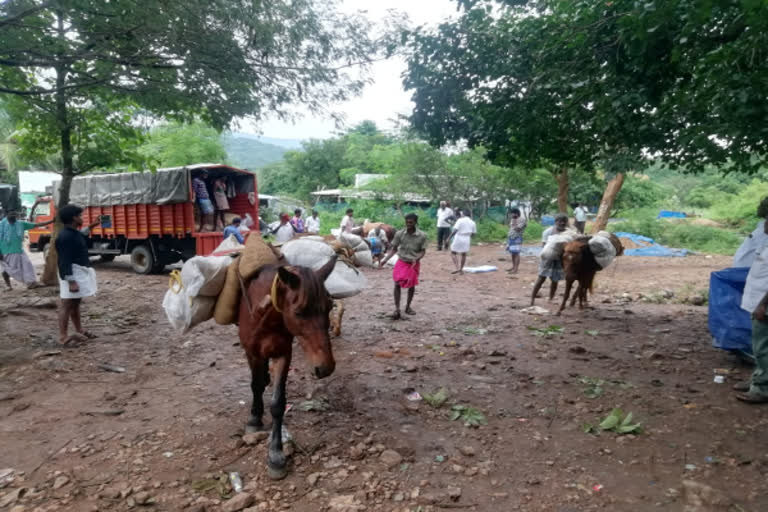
613,232,690,257
709,267,752,354
541,215,555,226
657,210,687,219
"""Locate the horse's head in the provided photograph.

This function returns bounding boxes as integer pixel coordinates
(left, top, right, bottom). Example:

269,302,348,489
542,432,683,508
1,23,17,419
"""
562,240,587,271
275,257,337,379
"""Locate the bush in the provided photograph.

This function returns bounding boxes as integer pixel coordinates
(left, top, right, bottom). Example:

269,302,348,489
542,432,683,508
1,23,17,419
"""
709,180,768,230
523,220,545,243
475,218,508,243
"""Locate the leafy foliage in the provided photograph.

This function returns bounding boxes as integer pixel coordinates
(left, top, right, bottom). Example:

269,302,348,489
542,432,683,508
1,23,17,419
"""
140,122,227,168
598,408,642,435
579,377,605,399
527,325,564,338
449,405,487,427
423,388,449,408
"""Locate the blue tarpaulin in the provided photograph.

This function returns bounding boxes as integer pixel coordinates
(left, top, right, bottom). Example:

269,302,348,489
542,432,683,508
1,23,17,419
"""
657,210,687,219
709,267,752,354
541,215,555,226
613,232,689,257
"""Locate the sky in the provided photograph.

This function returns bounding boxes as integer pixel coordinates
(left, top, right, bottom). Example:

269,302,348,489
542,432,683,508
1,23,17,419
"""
243,0,459,141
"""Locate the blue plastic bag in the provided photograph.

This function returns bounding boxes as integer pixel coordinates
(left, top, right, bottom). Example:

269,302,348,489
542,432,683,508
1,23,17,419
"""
657,210,687,219
708,267,752,354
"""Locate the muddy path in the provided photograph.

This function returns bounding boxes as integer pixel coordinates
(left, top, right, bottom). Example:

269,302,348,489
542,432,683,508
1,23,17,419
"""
1,245,767,512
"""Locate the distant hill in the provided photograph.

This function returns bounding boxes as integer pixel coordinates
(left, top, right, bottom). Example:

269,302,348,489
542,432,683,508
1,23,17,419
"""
222,133,303,170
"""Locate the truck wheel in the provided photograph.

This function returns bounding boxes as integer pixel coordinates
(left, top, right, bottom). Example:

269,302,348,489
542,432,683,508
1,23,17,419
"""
99,254,116,263
130,245,155,275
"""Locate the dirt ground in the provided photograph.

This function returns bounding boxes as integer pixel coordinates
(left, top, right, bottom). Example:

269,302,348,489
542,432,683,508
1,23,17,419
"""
2,243,768,512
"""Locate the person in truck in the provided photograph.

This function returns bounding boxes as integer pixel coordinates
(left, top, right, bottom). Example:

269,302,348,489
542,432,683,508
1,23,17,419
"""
56,204,102,345
223,217,245,244
0,210,53,290
192,170,215,232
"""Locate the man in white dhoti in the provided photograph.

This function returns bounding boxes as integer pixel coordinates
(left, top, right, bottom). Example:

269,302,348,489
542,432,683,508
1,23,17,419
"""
0,211,53,289
55,205,101,345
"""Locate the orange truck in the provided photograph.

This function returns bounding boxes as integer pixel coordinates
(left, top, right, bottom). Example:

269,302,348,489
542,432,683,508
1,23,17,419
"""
27,164,258,274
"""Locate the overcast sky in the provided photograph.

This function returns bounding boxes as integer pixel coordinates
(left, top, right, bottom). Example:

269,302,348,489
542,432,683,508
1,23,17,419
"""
242,0,458,140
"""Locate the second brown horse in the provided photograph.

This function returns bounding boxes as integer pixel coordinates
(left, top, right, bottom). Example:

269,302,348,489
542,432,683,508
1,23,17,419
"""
238,257,337,479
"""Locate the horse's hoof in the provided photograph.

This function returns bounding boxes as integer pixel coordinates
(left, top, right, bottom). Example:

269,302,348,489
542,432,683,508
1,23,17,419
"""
245,424,265,434
267,464,288,480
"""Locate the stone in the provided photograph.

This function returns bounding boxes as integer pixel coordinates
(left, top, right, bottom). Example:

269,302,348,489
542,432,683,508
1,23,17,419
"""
307,473,322,486
9,506,25,512
187,506,206,512
447,487,462,501
349,443,366,460
0,488,25,508
682,480,732,512
242,432,269,446
328,494,362,511
52,476,70,490
379,450,403,468
133,491,151,505
393,492,404,502
221,493,255,512
458,445,476,457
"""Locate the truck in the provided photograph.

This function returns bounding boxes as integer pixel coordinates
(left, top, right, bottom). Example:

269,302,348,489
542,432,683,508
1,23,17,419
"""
27,164,259,274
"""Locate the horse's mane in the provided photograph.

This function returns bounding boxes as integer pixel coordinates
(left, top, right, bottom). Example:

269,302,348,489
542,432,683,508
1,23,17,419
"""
291,265,330,316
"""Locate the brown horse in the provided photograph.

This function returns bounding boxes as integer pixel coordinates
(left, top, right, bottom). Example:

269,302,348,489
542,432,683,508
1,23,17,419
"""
558,240,601,314
238,257,337,479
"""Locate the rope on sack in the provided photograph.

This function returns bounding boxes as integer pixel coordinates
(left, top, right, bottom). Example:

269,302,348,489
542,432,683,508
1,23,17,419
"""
169,270,183,294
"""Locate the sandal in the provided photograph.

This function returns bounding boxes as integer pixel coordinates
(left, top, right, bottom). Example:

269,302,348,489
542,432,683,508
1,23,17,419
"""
78,330,97,339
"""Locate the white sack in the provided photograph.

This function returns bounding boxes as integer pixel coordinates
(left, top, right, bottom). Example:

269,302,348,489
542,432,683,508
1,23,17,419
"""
541,233,576,261
354,249,374,268
325,260,368,299
589,235,617,269
163,288,189,332
181,255,233,297
188,296,217,329
339,233,363,249
281,239,336,269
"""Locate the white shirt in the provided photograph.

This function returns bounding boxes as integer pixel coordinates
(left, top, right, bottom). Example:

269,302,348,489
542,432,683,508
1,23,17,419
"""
574,206,587,222
306,216,320,234
437,207,455,228
275,224,294,243
453,217,476,237
742,240,768,313
542,226,555,243
734,220,767,268
340,215,354,233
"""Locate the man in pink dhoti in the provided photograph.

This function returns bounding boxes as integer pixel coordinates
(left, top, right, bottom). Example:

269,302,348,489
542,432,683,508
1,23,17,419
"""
380,213,428,320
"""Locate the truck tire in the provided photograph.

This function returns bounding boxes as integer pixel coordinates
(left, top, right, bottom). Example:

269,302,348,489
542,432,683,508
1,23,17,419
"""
130,245,155,275
99,254,116,263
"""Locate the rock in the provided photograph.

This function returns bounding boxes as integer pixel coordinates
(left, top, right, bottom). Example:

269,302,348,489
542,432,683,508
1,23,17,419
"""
417,492,441,505
464,467,478,477
690,295,706,306
447,487,462,501
379,449,403,468
324,456,343,469
133,491,151,505
328,494,363,511
187,506,206,512
0,488,25,508
458,445,476,457
100,486,122,499
242,432,269,446
10,506,25,512
52,475,70,490
349,443,366,460
568,346,587,354
307,473,322,486
393,492,404,502
682,480,732,512
221,493,255,512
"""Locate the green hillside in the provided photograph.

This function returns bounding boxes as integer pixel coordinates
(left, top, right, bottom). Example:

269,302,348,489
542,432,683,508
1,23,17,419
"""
222,133,291,170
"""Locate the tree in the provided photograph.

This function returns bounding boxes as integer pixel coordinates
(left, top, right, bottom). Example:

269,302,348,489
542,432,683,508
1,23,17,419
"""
140,122,227,168
404,0,768,232
1,0,394,282
0,0,395,204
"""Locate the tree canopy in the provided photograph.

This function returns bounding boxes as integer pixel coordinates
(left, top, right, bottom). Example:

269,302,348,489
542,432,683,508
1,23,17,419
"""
0,0,396,204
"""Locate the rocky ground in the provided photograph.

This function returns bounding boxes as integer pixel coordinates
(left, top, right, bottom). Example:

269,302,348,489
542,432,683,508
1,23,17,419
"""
1,244,767,512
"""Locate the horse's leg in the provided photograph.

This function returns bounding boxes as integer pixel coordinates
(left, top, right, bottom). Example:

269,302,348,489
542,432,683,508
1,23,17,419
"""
267,351,291,480
246,356,268,433
570,282,580,307
558,278,573,315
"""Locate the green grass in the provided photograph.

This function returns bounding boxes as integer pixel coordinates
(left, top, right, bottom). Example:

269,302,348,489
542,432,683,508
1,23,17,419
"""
610,210,743,255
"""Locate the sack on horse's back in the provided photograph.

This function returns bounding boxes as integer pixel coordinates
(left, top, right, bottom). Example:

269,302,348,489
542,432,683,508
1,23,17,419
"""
214,235,281,325
181,255,232,297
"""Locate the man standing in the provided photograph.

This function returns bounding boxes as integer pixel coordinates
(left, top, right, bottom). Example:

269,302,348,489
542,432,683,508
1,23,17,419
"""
380,213,428,320
192,170,215,232
272,213,295,243
447,210,476,274
56,205,101,345
340,208,355,234
0,211,53,289
531,213,570,306
436,201,454,251
306,210,321,234
735,210,768,404
290,209,305,234
573,202,588,234
223,217,245,244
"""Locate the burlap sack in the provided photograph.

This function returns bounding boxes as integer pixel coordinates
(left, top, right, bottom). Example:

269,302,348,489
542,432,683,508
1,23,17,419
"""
213,234,282,325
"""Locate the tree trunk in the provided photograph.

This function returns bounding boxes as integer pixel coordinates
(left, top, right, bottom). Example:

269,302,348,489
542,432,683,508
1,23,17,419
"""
556,168,569,213
591,173,625,234
41,56,73,285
